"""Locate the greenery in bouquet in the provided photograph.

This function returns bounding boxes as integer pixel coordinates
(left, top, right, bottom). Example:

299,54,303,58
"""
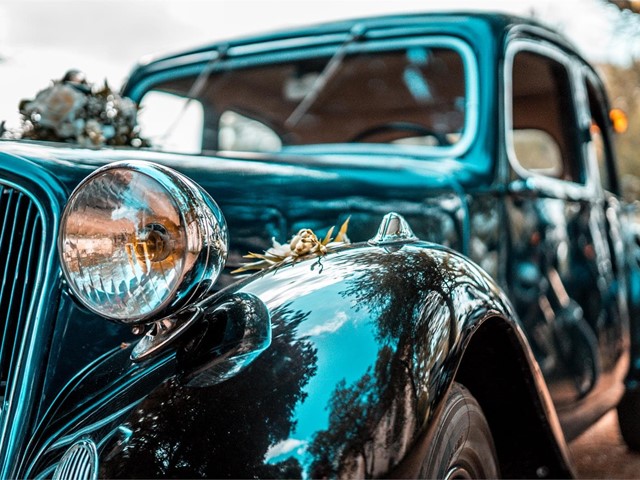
3,70,149,148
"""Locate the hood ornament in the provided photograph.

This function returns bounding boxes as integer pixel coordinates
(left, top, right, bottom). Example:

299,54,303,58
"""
368,212,418,246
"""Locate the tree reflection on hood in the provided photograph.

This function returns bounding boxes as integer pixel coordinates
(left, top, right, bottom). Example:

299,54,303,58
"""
308,248,493,478
101,306,317,479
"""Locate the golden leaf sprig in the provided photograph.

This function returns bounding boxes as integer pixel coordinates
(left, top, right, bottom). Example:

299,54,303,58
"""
231,217,350,274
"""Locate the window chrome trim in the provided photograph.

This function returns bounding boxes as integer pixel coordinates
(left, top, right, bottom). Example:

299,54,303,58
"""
503,38,596,197
130,36,479,160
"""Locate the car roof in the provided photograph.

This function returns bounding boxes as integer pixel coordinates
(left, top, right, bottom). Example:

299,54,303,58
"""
124,12,579,84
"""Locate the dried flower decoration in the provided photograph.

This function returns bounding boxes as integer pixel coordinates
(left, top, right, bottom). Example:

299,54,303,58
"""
4,69,148,148
232,218,351,274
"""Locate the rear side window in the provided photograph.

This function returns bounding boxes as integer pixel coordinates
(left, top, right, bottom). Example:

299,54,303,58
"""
512,129,562,176
585,76,617,194
510,49,583,184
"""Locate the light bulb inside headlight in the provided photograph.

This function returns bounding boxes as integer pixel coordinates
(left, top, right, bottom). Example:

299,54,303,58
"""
59,161,228,324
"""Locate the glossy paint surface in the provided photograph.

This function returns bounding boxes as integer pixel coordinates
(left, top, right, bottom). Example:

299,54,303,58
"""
0,11,632,479
25,243,570,478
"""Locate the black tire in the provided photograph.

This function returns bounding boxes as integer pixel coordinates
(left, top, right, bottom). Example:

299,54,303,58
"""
420,383,500,479
617,386,640,452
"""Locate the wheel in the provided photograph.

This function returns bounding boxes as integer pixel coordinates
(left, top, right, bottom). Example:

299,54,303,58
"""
617,386,640,451
420,383,500,479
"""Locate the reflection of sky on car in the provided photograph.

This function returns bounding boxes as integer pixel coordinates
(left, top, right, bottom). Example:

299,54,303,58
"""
255,279,380,469
0,0,634,131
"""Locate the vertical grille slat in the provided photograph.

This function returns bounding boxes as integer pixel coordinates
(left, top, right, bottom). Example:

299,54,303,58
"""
0,190,18,283
6,203,34,315
0,187,11,247
0,191,22,300
0,187,45,402
0,192,24,379
4,203,39,378
53,440,97,480
15,206,42,324
68,449,81,479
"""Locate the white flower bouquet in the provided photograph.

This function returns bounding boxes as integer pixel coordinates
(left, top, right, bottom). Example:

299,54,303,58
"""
6,70,148,148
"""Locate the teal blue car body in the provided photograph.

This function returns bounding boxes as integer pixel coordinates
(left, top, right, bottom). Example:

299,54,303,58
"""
0,12,635,479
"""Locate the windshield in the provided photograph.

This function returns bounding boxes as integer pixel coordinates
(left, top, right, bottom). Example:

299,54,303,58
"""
137,38,476,155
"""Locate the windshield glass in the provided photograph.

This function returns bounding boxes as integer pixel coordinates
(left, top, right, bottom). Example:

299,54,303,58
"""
137,38,475,155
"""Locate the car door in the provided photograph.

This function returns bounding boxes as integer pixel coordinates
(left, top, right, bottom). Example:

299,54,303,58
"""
503,38,625,416
579,67,628,387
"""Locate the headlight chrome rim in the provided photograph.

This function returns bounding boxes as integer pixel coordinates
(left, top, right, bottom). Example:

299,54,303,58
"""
58,160,228,324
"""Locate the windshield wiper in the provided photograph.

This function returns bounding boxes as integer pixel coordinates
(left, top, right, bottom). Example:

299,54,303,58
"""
285,24,366,129
160,45,229,145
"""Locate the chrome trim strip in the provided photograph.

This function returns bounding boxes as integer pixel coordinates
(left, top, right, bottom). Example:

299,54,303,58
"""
25,353,174,478
51,401,140,450
503,38,597,196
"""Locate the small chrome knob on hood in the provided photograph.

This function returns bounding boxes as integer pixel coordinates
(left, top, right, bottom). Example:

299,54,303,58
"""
368,212,418,246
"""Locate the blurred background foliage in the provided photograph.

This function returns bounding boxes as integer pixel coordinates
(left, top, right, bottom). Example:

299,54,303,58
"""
603,60,640,198
601,1,640,198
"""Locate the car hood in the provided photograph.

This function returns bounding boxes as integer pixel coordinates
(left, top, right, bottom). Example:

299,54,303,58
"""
0,140,483,191
0,140,475,275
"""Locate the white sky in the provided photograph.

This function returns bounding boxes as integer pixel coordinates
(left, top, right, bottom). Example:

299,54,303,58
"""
0,0,634,127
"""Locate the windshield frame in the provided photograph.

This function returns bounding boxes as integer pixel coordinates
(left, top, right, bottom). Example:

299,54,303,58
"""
129,35,479,159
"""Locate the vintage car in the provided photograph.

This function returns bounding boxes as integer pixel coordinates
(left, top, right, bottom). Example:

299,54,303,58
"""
0,11,637,479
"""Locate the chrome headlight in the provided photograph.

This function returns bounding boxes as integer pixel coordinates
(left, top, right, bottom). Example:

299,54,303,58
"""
58,161,228,324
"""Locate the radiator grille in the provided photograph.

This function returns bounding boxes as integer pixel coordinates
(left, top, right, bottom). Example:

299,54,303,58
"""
0,185,44,402
52,440,97,480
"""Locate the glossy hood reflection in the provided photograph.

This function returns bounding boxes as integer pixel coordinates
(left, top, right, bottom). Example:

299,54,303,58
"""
92,243,511,478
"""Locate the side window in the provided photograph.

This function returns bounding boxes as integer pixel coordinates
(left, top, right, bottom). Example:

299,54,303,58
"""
218,111,282,152
511,50,583,183
138,91,204,154
585,76,617,193
513,129,562,176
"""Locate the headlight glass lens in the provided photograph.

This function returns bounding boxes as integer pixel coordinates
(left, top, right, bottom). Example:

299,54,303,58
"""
59,162,226,322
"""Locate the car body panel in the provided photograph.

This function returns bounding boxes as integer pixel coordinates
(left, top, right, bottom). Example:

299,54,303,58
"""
23,243,572,478
0,11,633,479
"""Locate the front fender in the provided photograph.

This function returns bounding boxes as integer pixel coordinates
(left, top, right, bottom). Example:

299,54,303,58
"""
25,242,568,478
